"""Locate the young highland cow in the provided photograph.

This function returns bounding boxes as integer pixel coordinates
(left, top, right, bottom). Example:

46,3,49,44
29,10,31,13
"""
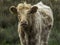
9,2,54,45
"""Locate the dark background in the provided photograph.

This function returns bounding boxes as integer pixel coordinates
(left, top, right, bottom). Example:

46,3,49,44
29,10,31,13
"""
0,0,60,45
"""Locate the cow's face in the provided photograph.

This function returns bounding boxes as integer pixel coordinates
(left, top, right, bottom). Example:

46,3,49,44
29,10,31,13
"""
9,3,38,27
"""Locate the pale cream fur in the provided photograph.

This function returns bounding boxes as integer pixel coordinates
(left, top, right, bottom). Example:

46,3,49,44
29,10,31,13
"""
10,1,54,45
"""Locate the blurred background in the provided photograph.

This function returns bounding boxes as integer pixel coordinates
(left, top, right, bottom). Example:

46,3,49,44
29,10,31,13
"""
0,0,60,45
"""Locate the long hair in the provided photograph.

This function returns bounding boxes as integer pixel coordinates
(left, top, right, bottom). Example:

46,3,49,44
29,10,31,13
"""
17,2,53,45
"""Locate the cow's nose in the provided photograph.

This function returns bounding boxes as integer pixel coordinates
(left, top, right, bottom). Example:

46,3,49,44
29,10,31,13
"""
21,21,28,26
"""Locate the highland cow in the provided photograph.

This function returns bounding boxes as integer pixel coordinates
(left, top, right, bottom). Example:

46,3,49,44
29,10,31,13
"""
9,2,54,45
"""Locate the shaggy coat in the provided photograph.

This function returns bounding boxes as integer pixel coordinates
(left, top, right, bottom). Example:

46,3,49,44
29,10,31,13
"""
9,1,53,45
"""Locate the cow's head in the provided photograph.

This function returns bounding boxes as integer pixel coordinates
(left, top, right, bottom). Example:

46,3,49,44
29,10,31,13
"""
9,2,38,28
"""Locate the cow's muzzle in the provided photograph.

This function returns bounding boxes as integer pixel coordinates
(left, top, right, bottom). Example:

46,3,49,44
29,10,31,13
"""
21,21,28,27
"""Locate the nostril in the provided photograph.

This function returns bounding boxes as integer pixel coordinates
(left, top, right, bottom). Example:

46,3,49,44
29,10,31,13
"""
21,21,28,26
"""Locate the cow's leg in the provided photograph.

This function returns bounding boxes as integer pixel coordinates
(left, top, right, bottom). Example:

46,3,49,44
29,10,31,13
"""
40,26,51,45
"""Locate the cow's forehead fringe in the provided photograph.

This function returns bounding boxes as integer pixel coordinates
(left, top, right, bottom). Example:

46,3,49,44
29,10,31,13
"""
17,2,32,10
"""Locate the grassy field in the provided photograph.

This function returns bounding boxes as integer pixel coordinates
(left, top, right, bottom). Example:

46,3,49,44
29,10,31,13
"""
0,0,60,45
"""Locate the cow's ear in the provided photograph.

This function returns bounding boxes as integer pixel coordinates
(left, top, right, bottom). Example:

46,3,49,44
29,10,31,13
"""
29,6,38,14
9,6,17,14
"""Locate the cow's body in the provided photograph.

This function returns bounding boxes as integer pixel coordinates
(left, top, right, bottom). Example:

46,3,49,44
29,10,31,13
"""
33,2,53,45
9,1,53,45
18,2,53,45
